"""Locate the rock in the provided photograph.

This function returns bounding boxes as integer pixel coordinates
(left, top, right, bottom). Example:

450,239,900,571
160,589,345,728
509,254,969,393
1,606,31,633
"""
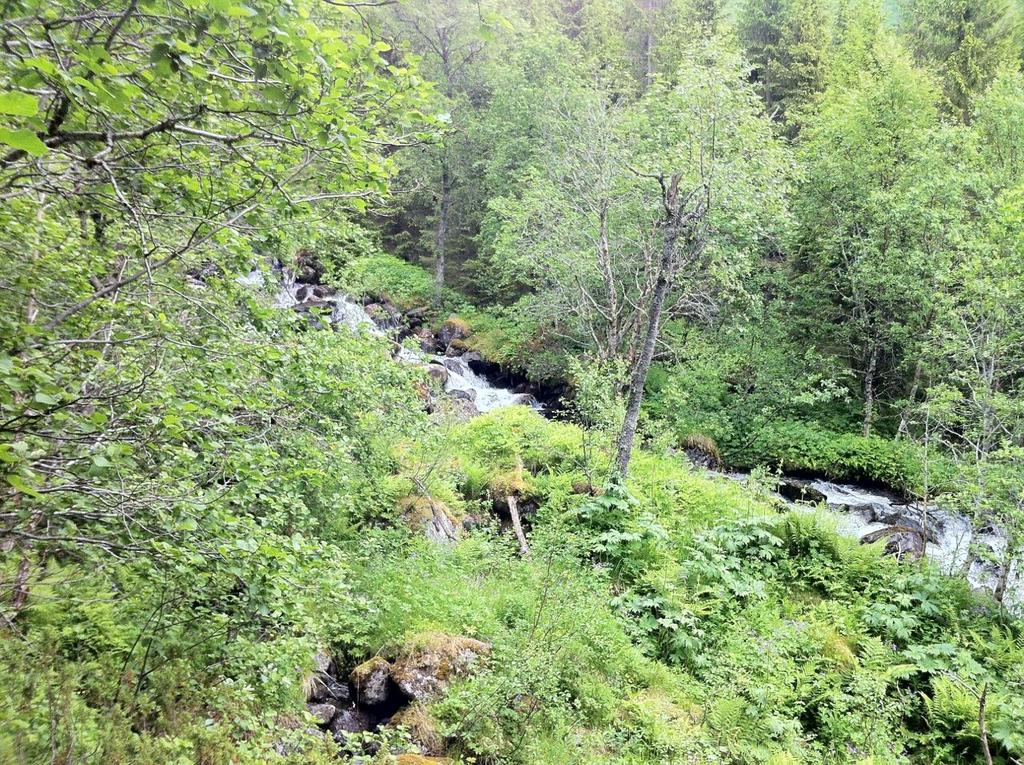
365,301,403,332
391,633,491,702
442,357,467,375
512,393,539,408
294,249,324,284
350,656,393,706
447,397,479,420
861,525,927,559
391,703,443,756
449,388,477,403
438,317,470,349
681,434,721,470
395,756,452,765
328,705,373,742
312,648,333,675
309,673,350,704
400,496,460,543
306,702,337,726
312,284,336,298
460,351,483,365
415,327,437,352
776,479,827,504
425,364,449,385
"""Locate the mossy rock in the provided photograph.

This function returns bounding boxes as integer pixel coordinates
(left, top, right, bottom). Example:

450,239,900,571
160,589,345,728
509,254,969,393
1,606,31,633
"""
395,755,452,765
349,656,392,705
399,496,460,543
392,632,491,701
390,702,443,755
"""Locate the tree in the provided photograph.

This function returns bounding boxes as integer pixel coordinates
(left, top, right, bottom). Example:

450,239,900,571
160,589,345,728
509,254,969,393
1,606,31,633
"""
793,42,960,435
900,0,1023,122
737,0,832,125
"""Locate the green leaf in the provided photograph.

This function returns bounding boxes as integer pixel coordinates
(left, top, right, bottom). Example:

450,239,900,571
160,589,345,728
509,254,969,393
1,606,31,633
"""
7,473,42,499
0,92,38,116
0,128,47,156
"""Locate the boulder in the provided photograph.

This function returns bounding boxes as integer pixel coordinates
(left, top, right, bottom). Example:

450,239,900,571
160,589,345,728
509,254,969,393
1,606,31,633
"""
415,327,437,352
681,434,721,470
395,756,452,765
350,656,393,706
776,479,827,505
392,633,491,702
306,702,337,726
308,673,350,704
400,496,460,544
438,317,470,349
312,284,336,298
390,703,443,756
425,364,449,386
861,525,927,559
449,388,477,403
512,393,539,408
365,301,404,332
294,249,324,284
312,648,333,675
328,705,373,742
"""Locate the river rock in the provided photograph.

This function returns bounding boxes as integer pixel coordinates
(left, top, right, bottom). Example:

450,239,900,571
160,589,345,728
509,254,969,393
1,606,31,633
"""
438,317,470,349
776,479,827,504
350,656,393,706
294,249,324,284
416,327,437,352
426,364,449,385
392,634,491,702
306,702,337,725
449,388,477,403
861,525,927,559
366,301,403,332
512,393,539,408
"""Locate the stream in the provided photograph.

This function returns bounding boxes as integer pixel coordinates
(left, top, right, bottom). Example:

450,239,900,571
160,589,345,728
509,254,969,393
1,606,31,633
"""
243,261,1021,613
725,472,1022,612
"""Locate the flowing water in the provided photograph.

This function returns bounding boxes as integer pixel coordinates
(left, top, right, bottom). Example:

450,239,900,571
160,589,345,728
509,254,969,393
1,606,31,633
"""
726,472,1022,611
243,262,537,411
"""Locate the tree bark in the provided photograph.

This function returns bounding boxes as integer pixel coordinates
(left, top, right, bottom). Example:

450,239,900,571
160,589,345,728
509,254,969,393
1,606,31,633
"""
507,494,530,555
979,682,994,765
434,158,451,308
615,225,681,477
863,342,879,437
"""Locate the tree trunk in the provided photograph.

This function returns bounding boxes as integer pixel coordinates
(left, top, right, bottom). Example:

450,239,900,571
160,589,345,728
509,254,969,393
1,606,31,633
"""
863,342,879,437
507,495,530,555
896,358,923,439
434,159,451,308
615,226,680,478
979,682,994,765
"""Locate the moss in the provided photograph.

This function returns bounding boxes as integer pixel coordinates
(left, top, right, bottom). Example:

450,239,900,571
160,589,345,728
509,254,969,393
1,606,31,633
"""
399,495,460,529
350,655,391,684
391,702,443,755
395,755,451,765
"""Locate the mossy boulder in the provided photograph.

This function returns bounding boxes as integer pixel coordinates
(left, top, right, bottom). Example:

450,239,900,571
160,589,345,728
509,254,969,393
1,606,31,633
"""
399,496,460,544
438,316,471,350
350,656,392,705
392,632,491,702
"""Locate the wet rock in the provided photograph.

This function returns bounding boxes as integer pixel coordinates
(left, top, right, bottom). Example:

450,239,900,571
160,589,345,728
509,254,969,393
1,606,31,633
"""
438,317,470,349
312,284,336,298
426,364,449,386
366,301,403,332
681,434,721,470
415,327,437,352
312,648,333,675
328,705,373,742
861,525,927,559
460,351,483,365
512,393,539,408
350,657,393,706
776,479,827,504
449,388,477,403
392,633,491,702
306,702,337,726
294,249,324,284
442,357,467,374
